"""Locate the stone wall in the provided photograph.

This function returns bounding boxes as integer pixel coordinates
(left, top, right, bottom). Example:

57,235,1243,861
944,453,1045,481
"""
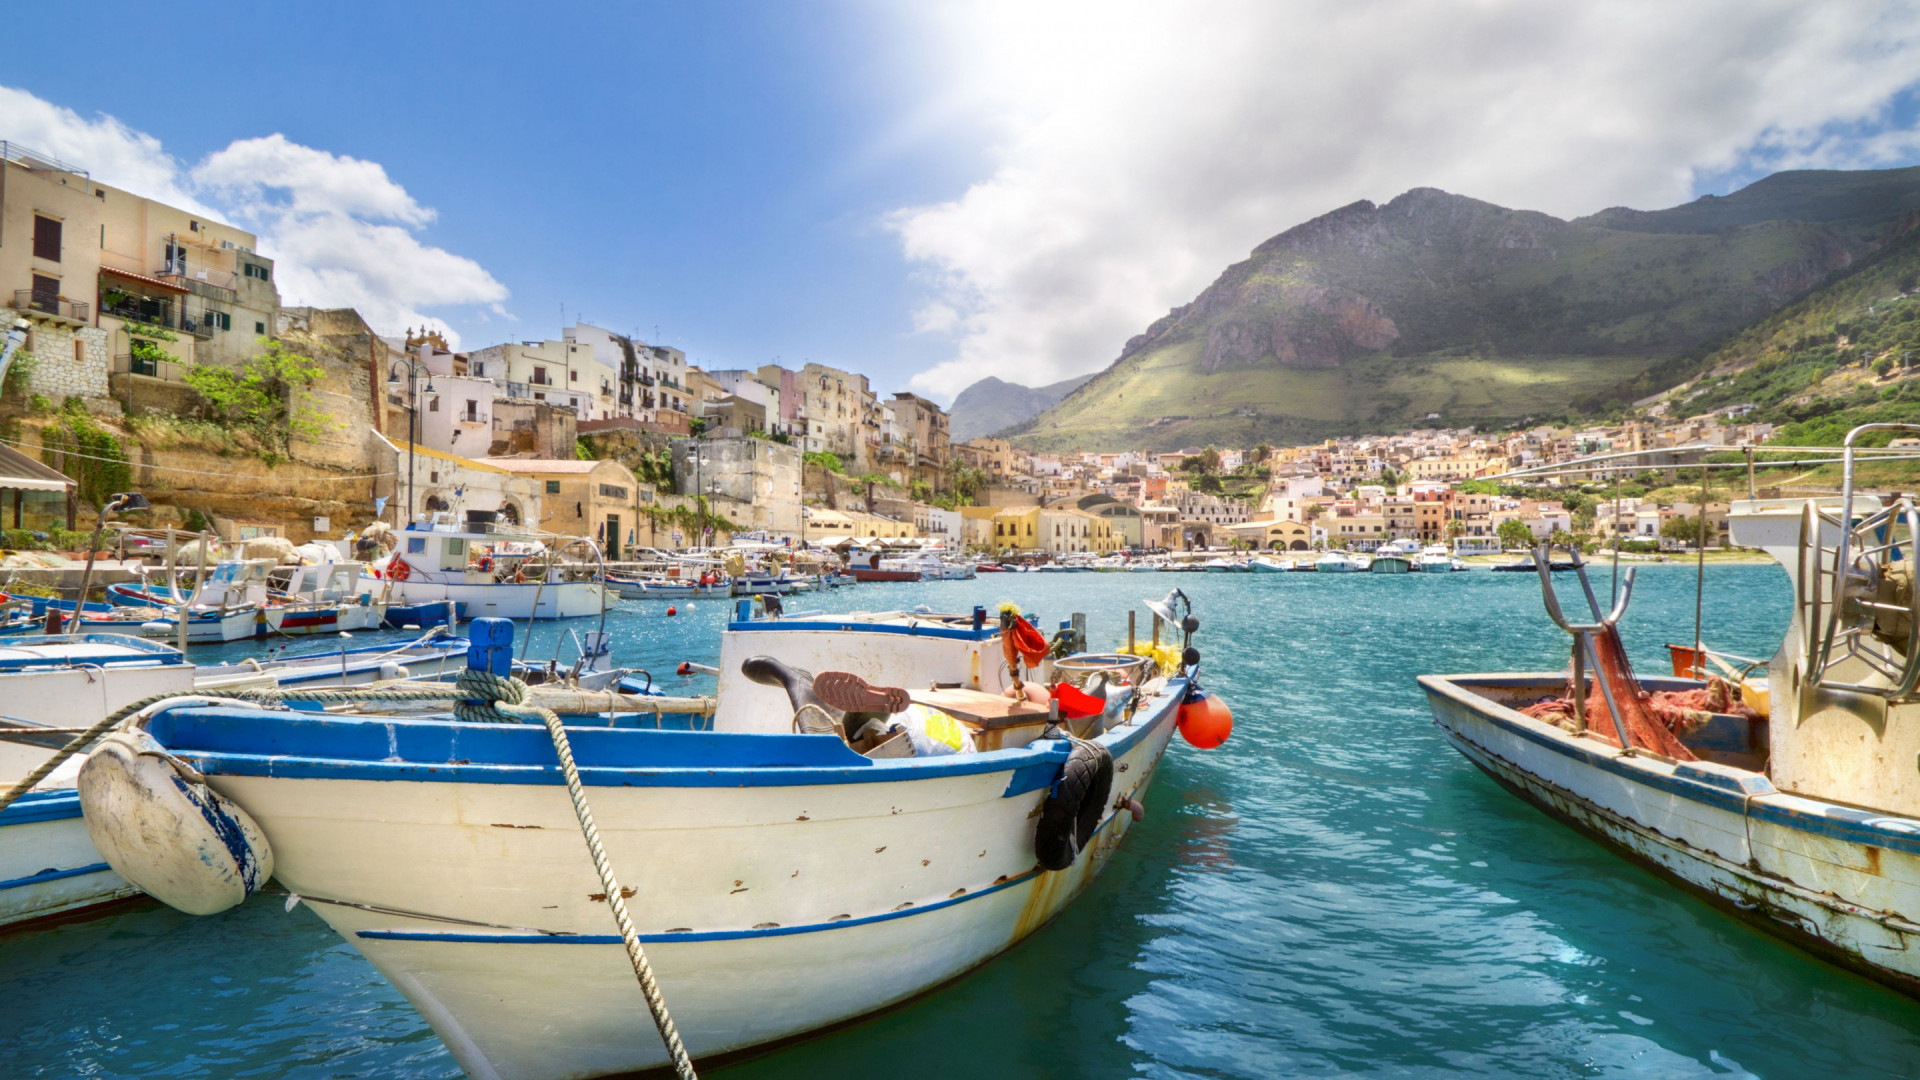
23,321,110,402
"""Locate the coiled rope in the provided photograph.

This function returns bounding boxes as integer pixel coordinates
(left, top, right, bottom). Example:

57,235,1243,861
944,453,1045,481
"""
0,673,699,1079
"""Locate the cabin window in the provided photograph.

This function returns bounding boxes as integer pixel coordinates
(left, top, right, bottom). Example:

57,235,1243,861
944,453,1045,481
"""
446,539,466,556
407,537,427,554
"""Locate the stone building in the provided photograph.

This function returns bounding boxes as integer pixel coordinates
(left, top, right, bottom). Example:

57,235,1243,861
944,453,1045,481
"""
671,434,803,540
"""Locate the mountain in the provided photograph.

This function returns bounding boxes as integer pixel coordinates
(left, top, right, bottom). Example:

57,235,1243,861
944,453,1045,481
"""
1008,166,1920,451
948,373,1095,442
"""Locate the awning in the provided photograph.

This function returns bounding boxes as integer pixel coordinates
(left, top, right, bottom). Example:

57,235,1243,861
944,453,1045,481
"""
371,430,509,474
99,266,189,295
0,443,77,492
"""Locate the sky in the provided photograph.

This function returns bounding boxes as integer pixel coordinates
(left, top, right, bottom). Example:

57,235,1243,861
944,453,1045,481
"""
5,1,1920,405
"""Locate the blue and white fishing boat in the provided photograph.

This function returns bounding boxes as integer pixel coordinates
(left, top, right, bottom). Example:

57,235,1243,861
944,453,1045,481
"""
1420,428,1920,1000
0,634,194,928
376,511,610,620
93,594,1220,1079
191,630,472,692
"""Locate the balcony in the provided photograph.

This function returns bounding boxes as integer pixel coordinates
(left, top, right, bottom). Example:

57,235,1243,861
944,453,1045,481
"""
157,266,238,304
112,352,188,382
100,293,176,329
8,291,89,324
505,381,531,399
180,312,214,339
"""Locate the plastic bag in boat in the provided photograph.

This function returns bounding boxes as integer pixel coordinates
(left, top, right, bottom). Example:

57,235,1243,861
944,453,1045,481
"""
881,704,976,757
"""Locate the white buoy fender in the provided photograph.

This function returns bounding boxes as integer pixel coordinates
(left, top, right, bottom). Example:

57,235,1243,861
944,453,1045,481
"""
76,729,274,915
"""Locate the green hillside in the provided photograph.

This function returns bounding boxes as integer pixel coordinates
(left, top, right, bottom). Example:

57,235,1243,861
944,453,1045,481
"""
1010,168,1920,452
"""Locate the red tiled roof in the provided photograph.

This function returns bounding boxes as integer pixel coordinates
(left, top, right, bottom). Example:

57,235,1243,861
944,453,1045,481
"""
99,266,188,294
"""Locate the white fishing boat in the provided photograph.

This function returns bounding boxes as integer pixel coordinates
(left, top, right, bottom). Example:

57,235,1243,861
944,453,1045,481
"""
376,511,610,620
1247,555,1292,573
1315,551,1363,573
1420,427,1920,1001
86,592,1227,1079
0,635,194,928
1411,544,1453,572
879,552,976,580
1369,553,1412,573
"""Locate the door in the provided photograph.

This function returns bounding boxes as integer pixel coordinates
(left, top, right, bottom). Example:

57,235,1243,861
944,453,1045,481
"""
605,514,620,560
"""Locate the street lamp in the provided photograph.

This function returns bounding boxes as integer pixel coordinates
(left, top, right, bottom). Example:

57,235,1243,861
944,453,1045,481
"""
387,357,437,527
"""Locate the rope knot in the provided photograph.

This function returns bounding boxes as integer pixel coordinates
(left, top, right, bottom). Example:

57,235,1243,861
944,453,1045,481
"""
452,668,536,724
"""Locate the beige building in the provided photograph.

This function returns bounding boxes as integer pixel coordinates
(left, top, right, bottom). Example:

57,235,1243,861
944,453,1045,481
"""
802,506,918,542
788,363,878,470
469,339,596,420
482,457,654,559
889,392,952,477
672,435,804,540
1,142,280,407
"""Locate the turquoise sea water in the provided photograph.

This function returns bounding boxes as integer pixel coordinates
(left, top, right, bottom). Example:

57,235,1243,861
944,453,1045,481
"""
5,565,1920,1078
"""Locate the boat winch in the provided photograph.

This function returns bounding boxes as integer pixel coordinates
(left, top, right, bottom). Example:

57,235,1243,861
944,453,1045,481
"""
77,727,274,915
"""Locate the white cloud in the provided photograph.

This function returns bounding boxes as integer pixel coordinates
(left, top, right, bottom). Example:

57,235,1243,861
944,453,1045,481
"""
0,87,504,345
890,0,1920,400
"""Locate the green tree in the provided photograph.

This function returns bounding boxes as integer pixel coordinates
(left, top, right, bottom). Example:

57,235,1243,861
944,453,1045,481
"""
1661,514,1706,547
1496,517,1535,550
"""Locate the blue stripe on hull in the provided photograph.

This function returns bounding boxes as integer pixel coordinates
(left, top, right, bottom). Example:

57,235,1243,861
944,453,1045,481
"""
0,861,111,893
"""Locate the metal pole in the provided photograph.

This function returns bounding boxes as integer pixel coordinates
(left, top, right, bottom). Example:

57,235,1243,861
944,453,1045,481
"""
1745,446,1756,500
407,364,417,528
1694,459,1709,678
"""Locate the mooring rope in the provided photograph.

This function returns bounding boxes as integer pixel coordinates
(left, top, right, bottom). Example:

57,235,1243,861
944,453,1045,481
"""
0,670,699,1078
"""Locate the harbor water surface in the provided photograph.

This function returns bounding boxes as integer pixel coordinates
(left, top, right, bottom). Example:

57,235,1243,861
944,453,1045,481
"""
5,566,1920,1078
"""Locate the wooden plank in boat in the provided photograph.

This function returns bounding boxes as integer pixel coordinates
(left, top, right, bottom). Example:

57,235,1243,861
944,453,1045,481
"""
906,688,1049,729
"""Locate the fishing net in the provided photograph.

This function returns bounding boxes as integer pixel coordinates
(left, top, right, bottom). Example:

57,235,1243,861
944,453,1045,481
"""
1516,625,1759,760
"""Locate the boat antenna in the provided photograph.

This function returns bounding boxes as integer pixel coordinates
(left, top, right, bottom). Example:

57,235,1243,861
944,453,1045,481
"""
1611,464,1622,607
1694,457,1709,676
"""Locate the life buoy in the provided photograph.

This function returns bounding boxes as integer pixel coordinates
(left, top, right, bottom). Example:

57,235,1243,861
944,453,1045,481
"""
477,556,493,573
77,728,275,915
1034,739,1113,871
388,557,413,582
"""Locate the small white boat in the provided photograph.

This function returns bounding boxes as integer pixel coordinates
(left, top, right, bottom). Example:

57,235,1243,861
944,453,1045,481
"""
1315,551,1362,573
0,635,194,928
1369,554,1412,574
1248,556,1292,573
1414,544,1456,572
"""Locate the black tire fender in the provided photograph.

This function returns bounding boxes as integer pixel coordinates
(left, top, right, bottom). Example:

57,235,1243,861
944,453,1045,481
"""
1034,739,1115,871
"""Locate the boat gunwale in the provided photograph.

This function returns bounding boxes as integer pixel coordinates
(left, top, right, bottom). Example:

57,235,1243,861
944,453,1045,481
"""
144,680,1185,790
1418,671,1920,858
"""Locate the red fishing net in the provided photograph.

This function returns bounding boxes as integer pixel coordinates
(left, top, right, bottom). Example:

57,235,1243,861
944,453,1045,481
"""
1517,626,1754,760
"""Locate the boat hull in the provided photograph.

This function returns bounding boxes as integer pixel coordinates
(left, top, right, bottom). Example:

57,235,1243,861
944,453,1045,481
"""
0,791,139,929
388,580,607,620
1421,672,1920,998
848,568,919,582
163,686,1182,1079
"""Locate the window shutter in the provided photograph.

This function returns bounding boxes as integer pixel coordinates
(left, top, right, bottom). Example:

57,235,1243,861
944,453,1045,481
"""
32,216,61,261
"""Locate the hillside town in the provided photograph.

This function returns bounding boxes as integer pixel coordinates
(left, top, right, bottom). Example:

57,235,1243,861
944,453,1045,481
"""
2,143,1765,560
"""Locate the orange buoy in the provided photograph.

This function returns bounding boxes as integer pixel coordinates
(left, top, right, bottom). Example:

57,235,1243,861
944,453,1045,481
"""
1178,687,1232,749
666,606,678,617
